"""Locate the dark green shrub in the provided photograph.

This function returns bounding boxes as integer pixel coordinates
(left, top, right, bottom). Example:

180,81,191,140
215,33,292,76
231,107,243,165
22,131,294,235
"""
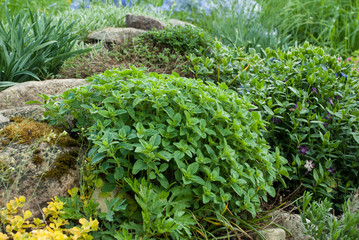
0,8,88,90
135,25,214,56
42,67,287,238
248,44,359,207
192,41,359,207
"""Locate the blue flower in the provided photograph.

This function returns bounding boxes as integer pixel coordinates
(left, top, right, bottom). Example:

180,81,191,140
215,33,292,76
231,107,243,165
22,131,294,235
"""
340,72,347,79
121,0,133,7
312,87,318,93
70,0,89,9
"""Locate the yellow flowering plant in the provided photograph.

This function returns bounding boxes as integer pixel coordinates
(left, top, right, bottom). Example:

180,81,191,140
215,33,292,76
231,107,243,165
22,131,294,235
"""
0,196,98,240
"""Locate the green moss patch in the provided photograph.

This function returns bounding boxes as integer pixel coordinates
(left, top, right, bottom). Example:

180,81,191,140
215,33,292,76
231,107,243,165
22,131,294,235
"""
43,150,79,181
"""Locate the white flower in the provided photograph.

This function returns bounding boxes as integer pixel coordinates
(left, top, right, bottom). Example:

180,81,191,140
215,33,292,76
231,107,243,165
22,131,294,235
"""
59,130,68,137
304,160,315,172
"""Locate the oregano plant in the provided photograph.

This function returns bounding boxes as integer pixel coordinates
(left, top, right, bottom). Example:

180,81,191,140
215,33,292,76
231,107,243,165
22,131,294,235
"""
42,67,287,238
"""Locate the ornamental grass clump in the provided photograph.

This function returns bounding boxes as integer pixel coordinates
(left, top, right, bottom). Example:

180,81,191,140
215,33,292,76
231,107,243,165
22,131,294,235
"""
42,67,287,238
237,43,359,207
0,8,88,90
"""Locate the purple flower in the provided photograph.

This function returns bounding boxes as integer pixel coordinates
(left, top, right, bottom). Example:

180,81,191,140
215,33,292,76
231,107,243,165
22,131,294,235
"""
327,167,335,174
329,98,334,106
335,95,341,100
298,145,309,155
273,117,282,124
325,112,333,120
304,160,314,172
270,57,275,63
312,87,318,93
323,122,328,128
284,78,288,82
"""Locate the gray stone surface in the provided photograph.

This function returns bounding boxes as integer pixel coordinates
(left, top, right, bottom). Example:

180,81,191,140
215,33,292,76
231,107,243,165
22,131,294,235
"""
0,106,45,125
126,13,165,30
257,228,286,240
0,79,86,110
0,139,81,219
87,27,145,44
270,210,311,240
168,19,196,28
91,188,119,213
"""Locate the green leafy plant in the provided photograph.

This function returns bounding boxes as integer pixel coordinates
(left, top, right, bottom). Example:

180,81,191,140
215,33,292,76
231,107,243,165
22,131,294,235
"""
137,25,213,55
189,41,359,208
0,7,88,90
300,191,359,240
41,67,287,238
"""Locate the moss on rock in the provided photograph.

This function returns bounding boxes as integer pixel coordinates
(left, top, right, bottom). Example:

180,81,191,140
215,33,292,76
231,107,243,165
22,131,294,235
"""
43,150,79,181
0,117,79,147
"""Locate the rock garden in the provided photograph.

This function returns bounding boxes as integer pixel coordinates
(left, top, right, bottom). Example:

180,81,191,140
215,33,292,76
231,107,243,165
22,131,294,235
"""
0,0,359,239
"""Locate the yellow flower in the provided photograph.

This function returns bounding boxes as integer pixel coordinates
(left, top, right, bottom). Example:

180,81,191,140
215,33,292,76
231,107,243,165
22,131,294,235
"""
67,0,71,4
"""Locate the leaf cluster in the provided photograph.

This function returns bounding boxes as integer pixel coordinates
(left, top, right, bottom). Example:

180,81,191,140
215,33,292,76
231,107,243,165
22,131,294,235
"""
42,67,287,238
191,41,359,208
0,196,98,239
243,43,359,208
136,25,214,56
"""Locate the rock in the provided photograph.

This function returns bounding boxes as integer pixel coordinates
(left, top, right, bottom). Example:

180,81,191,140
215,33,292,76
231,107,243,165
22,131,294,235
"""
168,19,196,28
126,13,165,30
87,27,145,44
270,210,311,240
256,228,286,240
0,114,9,129
0,106,46,127
91,188,119,213
0,79,86,111
0,117,83,219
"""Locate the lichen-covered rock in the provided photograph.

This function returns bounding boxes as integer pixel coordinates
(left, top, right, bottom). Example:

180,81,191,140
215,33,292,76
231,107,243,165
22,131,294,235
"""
168,19,196,28
87,27,145,44
0,79,86,110
0,118,83,219
126,13,165,30
0,106,45,128
256,228,286,240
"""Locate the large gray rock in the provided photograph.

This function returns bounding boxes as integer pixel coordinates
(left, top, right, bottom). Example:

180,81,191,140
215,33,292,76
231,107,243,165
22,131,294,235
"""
87,27,145,44
0,79,86,111
126,13,165,30
0,118,83,219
